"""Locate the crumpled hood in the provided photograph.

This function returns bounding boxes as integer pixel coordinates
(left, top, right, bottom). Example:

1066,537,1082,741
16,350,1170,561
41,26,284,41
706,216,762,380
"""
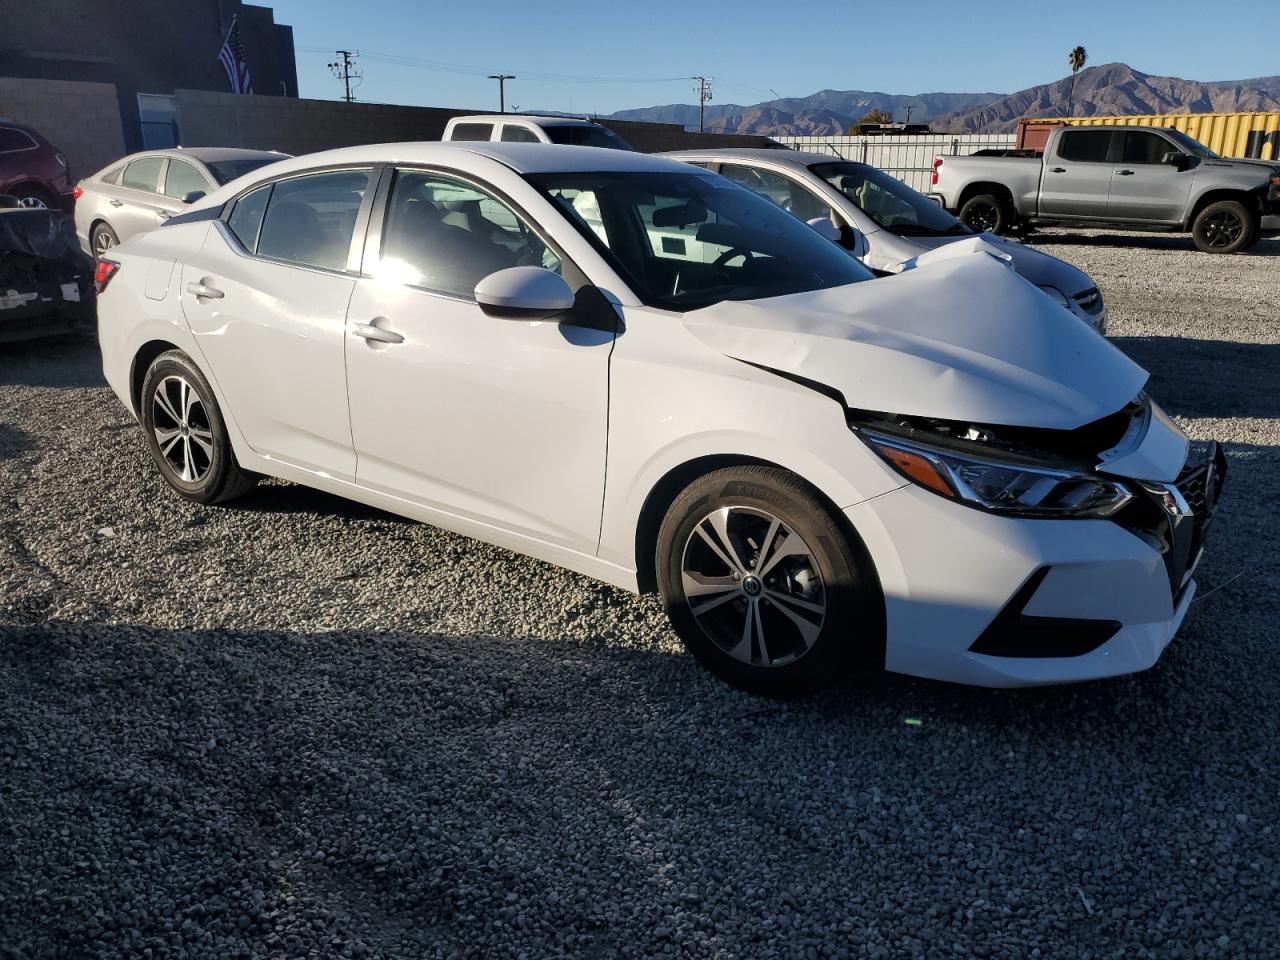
685,253,1147,430
903,233,1096,295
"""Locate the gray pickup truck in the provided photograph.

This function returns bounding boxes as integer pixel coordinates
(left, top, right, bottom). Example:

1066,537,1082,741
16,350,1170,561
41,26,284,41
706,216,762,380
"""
930,125,1280,253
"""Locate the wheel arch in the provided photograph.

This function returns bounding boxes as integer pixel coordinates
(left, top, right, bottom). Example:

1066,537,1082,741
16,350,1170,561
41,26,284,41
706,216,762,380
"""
957,180,1015,211
129,339,184,417
1185,188,1263,230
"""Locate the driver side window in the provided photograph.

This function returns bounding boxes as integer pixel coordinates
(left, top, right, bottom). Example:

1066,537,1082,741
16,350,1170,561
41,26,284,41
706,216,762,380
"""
377,170,561,299
719,164,830,223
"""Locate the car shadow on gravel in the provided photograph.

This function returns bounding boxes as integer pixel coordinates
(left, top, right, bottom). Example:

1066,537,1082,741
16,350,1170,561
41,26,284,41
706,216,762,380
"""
0,337,103,389
1032,232,1280,256
234,480,412,524
1111,336,1280,419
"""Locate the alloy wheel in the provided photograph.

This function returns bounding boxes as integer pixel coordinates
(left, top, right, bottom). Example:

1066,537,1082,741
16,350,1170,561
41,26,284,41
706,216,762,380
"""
151,375,215,483
1202,210,1243,248
965,201,998,233
680,506,827,668
93,230,115,258
16,195,48,210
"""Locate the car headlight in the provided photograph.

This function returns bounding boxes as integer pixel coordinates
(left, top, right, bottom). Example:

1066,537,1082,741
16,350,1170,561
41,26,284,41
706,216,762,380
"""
1036,284,1072,310
859,430,1133,519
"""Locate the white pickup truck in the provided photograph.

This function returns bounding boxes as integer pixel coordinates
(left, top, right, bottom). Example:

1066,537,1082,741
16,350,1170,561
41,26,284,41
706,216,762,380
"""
930,124,1280,254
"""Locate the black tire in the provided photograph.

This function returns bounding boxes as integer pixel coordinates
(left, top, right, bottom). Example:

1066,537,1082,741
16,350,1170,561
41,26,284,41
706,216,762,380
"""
958,192,1014,235
7,182,56,210
140,350,257,505
655,466,883,698
1191,199,1256,254
91,222,120,260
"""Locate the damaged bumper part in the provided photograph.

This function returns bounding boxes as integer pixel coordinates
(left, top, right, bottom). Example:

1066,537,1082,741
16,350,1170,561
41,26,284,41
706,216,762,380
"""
0,208,96,343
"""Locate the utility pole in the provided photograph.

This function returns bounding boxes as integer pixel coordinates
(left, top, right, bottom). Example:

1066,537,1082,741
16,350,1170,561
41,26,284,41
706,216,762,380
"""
903,103,915,124
692,76,712,133
487,74,515,113
328,50,360,103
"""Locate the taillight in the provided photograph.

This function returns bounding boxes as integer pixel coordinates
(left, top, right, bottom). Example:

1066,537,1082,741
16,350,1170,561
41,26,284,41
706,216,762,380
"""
94,258,120,292
72,184,83,201
931,157,943,186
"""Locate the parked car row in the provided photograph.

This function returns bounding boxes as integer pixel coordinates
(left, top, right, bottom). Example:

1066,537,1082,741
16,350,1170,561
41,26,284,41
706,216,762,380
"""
92,141,1227,696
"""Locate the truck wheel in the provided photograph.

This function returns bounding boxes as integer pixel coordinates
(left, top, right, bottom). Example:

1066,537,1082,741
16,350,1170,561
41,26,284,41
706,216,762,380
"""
958,193,1013,235
1191,200,1256,254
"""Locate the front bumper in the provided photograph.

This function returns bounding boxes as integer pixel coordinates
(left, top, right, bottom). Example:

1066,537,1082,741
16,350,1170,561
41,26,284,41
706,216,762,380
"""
847,444,1225,687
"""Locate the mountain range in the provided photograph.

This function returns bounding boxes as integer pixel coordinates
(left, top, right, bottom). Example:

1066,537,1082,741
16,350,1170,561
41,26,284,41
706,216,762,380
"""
607,64,1280,136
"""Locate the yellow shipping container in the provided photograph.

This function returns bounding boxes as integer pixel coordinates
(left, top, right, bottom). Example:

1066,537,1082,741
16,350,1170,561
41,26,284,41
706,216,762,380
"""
1020,112,1280,161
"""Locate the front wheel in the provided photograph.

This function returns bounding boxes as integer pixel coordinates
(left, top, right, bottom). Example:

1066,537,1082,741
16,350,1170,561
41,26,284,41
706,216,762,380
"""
958,193,1014,235
656,466,883,697
1191,200,1257,253
140,350,258,504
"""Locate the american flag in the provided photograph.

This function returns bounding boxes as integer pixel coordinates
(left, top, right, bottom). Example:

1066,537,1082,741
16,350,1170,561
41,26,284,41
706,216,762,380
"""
217,16,253,95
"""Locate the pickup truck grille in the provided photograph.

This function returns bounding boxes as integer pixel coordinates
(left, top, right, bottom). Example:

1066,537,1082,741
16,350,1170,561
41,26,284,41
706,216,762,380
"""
1073,288,1103,314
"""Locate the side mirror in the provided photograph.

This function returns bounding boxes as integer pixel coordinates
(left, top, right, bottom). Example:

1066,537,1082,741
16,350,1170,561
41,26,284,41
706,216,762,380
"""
806,216,842,244
475,266,575,320
182,190,206,204
1161,151,1186,169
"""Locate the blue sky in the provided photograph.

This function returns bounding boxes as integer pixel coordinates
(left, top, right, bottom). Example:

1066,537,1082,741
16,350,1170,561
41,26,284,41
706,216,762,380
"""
265,0,1280,115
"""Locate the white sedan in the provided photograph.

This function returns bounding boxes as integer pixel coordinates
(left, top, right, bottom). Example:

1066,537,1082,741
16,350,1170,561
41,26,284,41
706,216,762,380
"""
94,143,1225,695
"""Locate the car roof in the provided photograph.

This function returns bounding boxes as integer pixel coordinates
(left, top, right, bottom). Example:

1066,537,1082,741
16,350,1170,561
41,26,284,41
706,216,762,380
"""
180,141,707,214
108,147,287,165
448,114,604,128
662,148,851,168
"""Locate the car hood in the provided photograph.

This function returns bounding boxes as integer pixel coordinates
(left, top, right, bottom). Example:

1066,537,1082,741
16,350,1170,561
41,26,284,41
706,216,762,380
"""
684,252,1146,431
901,233,1096,294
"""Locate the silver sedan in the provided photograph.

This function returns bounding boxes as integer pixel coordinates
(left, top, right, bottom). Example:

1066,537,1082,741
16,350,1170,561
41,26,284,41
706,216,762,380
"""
74,147,287,258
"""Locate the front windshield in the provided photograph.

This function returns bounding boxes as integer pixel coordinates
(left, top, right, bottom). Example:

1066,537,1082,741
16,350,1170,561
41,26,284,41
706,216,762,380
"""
812,161,971,238
206,157,286,185
1163,130,1220,161
528,171,874,311
544,125,633,151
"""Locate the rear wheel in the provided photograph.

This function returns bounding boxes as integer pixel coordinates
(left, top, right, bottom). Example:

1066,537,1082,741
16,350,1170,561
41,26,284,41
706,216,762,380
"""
1191,200,1256,254
91,222,119,259
140,350,257,504
958,193,1014,235
8,183,55,209
656,466,882,697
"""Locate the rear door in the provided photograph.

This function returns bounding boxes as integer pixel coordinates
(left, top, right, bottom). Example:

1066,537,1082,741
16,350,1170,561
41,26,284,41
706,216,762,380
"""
1106,131,1194,224
178,167,374,481
106,156,171,239
1038,129,1116,219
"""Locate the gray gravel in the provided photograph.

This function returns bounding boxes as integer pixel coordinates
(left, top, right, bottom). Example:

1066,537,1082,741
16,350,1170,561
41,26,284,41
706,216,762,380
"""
2,230,1279,959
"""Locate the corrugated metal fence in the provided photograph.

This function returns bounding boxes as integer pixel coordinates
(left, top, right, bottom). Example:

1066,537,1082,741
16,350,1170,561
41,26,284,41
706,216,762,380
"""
775,134,1016,191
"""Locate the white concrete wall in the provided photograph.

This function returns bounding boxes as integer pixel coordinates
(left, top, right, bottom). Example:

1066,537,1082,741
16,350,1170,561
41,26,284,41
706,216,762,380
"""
775,134,1017,191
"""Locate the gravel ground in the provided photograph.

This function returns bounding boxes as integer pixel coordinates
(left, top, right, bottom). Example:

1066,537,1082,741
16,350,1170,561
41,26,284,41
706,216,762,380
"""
2,230,1278,959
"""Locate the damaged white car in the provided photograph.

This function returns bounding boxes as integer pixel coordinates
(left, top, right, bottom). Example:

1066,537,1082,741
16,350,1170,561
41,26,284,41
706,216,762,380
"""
95,144,1225,696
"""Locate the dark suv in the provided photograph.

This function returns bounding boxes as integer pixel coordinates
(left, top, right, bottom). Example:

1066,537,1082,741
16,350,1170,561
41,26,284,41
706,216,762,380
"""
0,121,73,210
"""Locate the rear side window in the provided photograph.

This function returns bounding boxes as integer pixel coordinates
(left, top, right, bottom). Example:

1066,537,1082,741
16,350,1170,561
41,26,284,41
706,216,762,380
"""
1121,132,1171,165
101,165,125,185
227,184,272,251
163,160,211,200
450,123,493,142
255,169,370,271
500,125,541,143
0,127,37,152
122,157,165,192
1058,131,1114,163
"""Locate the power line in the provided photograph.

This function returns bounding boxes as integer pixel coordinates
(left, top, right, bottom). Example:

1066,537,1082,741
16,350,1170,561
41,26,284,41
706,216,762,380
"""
327,50,360,102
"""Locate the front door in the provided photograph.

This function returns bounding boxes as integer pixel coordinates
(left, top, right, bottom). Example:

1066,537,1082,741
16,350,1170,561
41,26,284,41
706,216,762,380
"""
344,167,615,553
179,168,373,480
1039,129,1116,219
1105,131,1196,224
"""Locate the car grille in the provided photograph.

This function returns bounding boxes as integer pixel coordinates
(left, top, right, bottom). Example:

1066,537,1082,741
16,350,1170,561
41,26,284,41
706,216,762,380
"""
1073,287,1104,315
1112,442,1227,597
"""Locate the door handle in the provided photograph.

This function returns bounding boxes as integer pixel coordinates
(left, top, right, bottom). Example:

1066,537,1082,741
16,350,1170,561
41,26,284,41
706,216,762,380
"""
157,210,172,220
109,199,124,207
352,321,404,345
186,280,224,301
1117,169,1136,176
1048,167,1067,173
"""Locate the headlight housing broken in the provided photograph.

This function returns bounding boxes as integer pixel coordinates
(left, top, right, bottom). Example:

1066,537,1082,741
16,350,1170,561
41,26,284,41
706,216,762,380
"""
859,429,1133,519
